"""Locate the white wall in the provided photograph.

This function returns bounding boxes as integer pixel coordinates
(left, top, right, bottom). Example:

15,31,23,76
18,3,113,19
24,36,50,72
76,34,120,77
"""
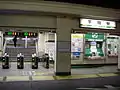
0,31,3,56
45,32,55,41
38,33,45,57
37,32,55,57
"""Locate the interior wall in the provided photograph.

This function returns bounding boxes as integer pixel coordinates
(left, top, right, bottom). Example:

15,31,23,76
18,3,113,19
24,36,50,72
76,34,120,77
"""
0,15,56,28
116,22,120,32
72,18,80,28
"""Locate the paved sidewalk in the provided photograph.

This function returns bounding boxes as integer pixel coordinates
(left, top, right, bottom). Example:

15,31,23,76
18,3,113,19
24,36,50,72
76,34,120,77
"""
72,65,118,75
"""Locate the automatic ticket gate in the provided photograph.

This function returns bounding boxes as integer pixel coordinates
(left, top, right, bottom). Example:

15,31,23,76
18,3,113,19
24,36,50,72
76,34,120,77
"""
1,53,50,69
2,53,10,69
17,53,24,69
32,54,38,69
42,54,49,69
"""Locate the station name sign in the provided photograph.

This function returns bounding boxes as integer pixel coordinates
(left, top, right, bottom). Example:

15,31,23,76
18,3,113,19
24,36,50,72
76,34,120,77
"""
80,18,116,29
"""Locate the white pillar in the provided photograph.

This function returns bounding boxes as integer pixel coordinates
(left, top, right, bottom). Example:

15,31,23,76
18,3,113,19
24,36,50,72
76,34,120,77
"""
45,32,55,41
0,31,3,56
55,17,72,75
38,33,45,56
118,36,120,70
25,36,27,48
117,22,120,70
45,32,49,41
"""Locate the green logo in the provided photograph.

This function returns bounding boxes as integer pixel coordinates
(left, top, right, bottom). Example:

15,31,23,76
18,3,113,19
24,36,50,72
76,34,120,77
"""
92,33,98,38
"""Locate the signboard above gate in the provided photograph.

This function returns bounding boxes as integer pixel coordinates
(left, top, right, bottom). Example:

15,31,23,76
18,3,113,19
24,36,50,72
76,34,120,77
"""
80,18,116,29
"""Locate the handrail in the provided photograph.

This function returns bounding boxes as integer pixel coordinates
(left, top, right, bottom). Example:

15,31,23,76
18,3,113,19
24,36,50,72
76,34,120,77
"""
3,39,7,54
35,41,38,56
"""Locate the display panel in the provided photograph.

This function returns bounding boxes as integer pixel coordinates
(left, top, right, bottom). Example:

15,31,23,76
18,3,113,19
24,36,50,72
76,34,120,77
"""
5,32,38,37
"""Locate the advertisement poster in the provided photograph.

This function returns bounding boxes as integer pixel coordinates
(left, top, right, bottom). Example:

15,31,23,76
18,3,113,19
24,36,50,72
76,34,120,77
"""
71,34,83,56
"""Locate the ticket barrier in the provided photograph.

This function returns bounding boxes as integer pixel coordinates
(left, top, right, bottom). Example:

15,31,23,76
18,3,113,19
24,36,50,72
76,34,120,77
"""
17,53,24,69
32,54,38,69
2,53,9,69
43,54,49,69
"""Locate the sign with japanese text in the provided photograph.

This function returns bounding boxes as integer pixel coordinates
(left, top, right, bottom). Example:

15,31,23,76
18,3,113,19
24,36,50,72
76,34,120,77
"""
80,19,116,29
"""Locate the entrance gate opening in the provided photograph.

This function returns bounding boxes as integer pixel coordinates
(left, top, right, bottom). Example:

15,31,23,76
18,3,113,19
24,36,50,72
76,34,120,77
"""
4,32,38,61
0,28,56,76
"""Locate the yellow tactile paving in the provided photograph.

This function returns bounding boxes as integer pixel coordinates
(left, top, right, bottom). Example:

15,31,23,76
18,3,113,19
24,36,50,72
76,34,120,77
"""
32,76,54,80
35,72,46,75
6,76,29,81
35,71,53,76
0,77,3,81
98,73,118,77
55,74,99,80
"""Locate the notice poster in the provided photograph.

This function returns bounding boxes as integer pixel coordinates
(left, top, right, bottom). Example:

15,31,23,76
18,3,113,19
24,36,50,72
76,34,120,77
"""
45,42,56,61
71,34,83,56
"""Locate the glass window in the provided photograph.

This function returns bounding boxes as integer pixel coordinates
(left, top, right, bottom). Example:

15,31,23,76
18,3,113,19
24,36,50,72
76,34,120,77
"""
106,34,119,56
71,32,119,65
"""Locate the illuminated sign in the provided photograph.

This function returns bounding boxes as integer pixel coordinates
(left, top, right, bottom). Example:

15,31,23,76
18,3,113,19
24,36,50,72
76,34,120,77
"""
5,32,38,37
80,19,116,29
85,33,105,41
8,32,12,35
24,32,28,36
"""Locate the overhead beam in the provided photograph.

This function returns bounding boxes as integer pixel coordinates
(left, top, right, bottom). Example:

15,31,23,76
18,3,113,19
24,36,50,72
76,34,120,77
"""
0,1,119,20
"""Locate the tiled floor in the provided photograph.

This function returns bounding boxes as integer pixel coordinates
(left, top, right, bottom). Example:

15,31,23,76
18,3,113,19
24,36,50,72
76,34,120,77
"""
0,62,119,77
0,62,54,76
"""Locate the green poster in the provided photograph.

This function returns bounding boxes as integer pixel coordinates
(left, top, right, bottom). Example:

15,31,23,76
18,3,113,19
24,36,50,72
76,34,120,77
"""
85,33,104,41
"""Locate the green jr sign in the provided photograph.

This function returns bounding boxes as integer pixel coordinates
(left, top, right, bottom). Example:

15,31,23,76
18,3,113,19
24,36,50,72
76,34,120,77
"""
85,33,104,41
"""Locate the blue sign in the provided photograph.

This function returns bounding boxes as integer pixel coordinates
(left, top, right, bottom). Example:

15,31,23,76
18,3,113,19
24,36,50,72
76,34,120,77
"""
78,48,81,52
73,52,80,56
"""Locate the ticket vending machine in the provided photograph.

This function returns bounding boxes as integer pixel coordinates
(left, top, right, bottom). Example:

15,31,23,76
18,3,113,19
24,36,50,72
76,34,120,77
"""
17,53,24,69
84,33,105,59
2,53,9,69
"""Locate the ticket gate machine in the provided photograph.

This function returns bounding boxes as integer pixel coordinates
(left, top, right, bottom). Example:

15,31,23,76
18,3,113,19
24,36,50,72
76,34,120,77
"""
43,54,49,69
2,53,9,69
17,53,24,69
32,54,38,69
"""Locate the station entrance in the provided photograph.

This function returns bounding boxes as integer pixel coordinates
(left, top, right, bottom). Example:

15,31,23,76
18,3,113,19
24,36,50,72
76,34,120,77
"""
4,32,37,61
0,28,56,76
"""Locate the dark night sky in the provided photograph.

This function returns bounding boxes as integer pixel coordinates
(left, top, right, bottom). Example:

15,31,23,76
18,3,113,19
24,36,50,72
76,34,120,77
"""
44,0,120,9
